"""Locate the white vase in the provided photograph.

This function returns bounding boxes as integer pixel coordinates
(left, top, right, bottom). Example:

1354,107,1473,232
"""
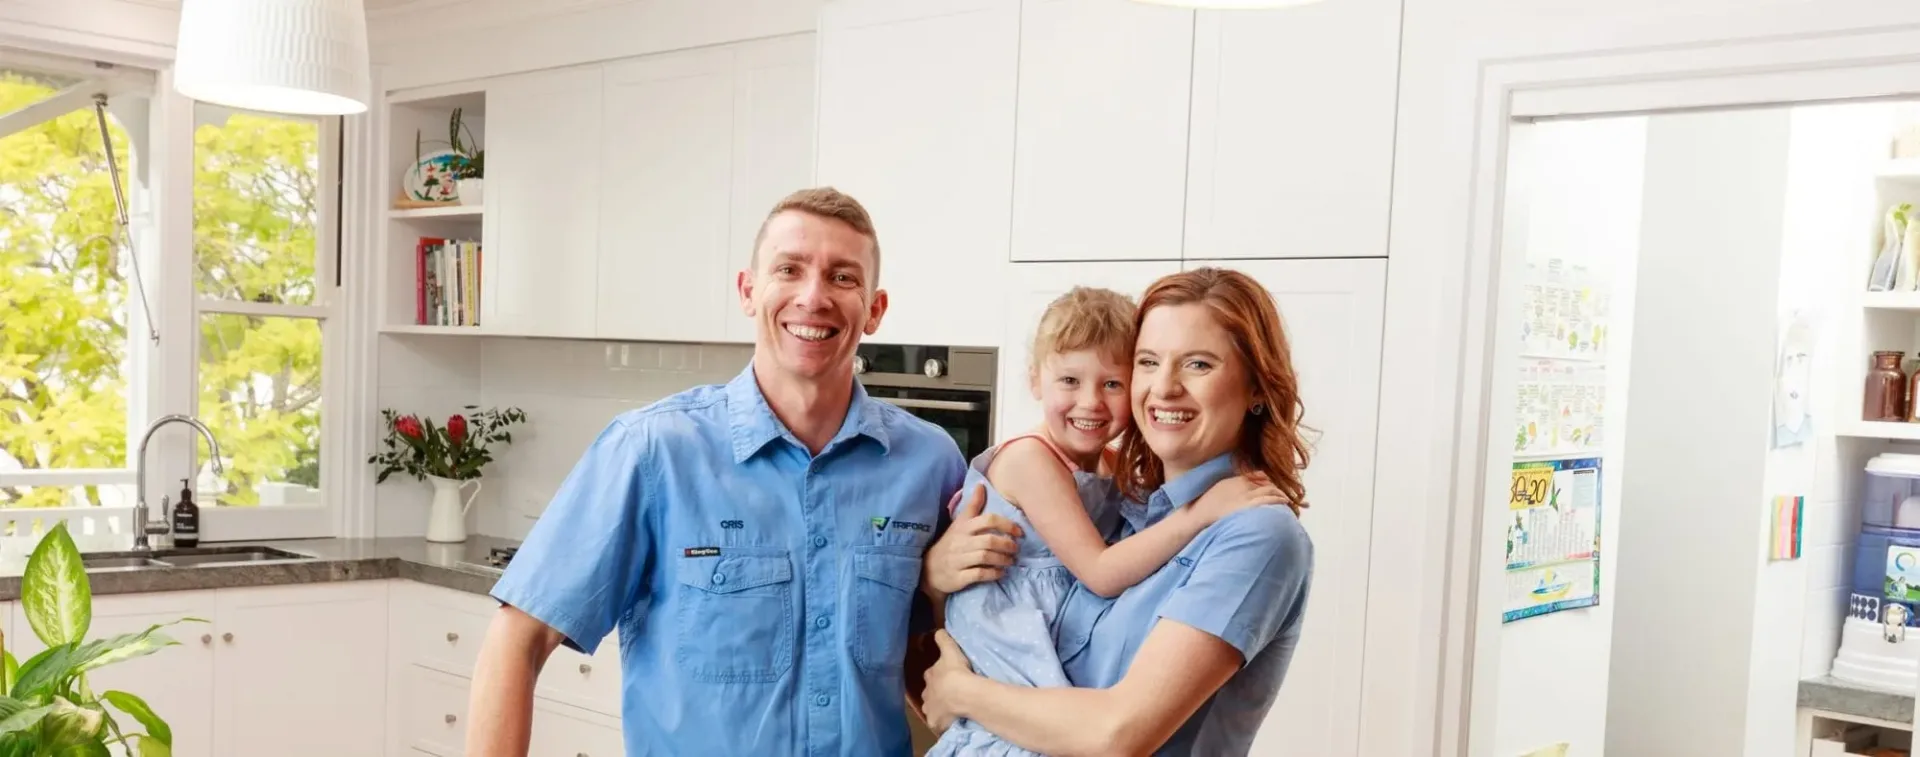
425,475,481,543
457,178,484,207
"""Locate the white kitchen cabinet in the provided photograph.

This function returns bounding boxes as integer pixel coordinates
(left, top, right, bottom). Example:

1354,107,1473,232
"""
1182,258,1384,756
483,66,604,338
597,48,737,344
725,37,819,344
993,260,1181,441
212,582,387,757
8,582,386,757
1181,2,1402,260
1009,0,1192,263
595,35,816,345
815,0,1019,348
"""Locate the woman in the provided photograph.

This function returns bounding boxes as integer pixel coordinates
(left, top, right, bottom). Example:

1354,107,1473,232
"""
921,267,1316,756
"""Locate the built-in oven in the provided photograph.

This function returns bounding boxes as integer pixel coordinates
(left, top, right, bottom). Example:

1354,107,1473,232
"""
854,343,995,461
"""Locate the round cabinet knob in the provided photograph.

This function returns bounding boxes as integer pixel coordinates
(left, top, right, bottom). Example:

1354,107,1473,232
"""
446,631,459,643
852,355,869,374
200,634,212,645
444,714,457,724
579,663,591,675
923,358,945,379
222,632,233,643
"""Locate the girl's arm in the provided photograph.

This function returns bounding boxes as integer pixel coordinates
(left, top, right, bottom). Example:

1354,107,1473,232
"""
989,441,1281,597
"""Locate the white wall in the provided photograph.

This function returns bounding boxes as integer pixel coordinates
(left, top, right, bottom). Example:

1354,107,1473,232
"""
1492,116,1646,757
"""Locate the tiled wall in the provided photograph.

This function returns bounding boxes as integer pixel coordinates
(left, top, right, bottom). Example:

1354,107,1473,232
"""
373,336,754,539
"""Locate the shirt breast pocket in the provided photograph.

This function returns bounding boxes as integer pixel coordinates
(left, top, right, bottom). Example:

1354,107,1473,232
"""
849,545,922,677
675,550,795,683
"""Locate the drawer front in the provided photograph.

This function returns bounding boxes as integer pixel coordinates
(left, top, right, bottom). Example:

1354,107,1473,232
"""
531,698,625,757
390,584,498,677
538,638,622,716
396,665,470,757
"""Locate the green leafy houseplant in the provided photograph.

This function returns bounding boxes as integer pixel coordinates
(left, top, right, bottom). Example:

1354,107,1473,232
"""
0,522,197,756
367,405,527,484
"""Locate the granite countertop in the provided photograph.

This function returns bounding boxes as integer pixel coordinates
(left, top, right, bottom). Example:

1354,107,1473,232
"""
1800,674,1915,725
0,536,520,601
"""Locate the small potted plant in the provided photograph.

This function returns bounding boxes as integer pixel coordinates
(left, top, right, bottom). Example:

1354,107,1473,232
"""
367,405,526,542
448,108,484,207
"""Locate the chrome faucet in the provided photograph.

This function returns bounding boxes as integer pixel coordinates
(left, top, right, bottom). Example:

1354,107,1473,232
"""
133,414,224,552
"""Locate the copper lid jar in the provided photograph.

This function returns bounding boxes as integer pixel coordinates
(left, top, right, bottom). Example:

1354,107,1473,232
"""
1866,350,1909,422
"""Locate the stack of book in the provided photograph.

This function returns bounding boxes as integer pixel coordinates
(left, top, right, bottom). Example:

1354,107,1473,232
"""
416,236,481,326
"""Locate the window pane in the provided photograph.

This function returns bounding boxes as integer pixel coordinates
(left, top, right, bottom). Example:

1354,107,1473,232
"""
0,483,134,512
0,71,133,476
193,104,320,306
197,314,321,507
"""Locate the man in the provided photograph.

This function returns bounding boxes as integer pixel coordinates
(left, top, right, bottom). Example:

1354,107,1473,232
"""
464,187,1013,755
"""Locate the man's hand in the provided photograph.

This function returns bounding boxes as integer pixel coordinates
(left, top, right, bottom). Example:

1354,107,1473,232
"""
923,484,1022,597
921,629,977,733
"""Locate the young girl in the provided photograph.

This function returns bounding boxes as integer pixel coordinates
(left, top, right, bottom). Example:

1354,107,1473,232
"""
927,286,1285,757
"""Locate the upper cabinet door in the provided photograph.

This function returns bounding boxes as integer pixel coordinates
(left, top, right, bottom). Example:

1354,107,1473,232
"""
1182,257,1384,756
1182,2,1403,260
815,0,1020,348
726,36,818,345
1009,0,1193,263
484,66,604,337
597,48,737,343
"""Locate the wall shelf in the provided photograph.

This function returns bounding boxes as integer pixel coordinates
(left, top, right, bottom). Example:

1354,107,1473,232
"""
389,205,482,220
1838,419,1920,441
378,325,491,336
1862,290,1920,311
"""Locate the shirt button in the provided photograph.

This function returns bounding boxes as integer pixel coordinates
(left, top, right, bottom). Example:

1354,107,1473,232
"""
814,694,830,707
815,616,830,629
813,536,828,548
712,572,726,585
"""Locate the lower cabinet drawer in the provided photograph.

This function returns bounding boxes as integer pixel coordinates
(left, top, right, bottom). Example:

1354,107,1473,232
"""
538,640,623,717
395,665,470,757
531,698,624,757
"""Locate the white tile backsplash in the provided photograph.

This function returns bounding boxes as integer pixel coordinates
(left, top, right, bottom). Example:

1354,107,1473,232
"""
371,336,756,540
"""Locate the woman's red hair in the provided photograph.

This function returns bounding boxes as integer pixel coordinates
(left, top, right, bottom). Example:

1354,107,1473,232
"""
1114,267,1312,514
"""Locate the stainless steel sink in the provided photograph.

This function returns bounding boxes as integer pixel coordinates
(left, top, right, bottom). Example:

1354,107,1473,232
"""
76,546,316,571
80,556,171,570
153,547,313,567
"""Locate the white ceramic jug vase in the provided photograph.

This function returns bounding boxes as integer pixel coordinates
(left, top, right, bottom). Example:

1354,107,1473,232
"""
426,475,481,543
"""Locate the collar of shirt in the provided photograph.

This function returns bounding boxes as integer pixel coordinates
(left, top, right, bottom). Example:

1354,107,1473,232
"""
1118,452,1239,534
725,362,891,462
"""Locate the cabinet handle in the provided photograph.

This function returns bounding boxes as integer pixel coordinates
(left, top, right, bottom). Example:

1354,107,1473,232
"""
200,634,211,645
222,632,233,643
446,631,459,643
578,663,591,675
444,714,457,725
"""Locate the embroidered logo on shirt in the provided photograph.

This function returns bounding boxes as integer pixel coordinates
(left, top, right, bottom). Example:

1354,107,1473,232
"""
870,517,931,536
870,517,890,534
684,547,721,557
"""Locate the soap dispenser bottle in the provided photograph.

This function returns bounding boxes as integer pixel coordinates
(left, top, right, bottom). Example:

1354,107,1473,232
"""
172,479,199,548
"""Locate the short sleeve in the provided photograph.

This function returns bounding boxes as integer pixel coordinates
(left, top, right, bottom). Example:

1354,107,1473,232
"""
1155,505,1313,663
489,417,653,655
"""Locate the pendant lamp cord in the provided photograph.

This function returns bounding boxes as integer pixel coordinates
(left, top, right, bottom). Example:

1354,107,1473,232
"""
91,93,161,345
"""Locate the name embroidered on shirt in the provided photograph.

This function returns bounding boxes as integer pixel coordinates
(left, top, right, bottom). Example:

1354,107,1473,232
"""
684,547,721,557
720,519,744,529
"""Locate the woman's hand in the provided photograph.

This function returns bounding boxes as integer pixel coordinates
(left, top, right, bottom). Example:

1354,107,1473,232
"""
1187,474,1288,526
921,630,977,733
923,484,1024,598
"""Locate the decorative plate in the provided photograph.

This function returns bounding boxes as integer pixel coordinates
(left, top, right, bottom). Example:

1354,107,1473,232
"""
404,148,465,203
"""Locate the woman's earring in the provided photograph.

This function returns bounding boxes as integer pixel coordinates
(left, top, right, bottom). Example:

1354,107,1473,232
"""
1251,402,1266,416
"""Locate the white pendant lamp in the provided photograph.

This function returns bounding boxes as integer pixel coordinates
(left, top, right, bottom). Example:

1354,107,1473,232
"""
172,0,371,116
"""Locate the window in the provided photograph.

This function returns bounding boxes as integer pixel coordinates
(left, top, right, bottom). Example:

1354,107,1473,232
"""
0,64,145,510
192,103,335,508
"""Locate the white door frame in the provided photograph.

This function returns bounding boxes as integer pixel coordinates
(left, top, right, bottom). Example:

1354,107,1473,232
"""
1436,22,1920,757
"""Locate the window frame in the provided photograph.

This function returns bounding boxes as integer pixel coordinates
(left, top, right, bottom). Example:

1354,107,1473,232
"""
0,49,356,542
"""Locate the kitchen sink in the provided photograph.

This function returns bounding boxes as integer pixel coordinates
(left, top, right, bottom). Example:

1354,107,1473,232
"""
75,546,316,571
151,547,313,567
79,556,171,570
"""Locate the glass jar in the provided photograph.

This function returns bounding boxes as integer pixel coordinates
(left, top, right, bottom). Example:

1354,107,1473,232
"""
1867,350,1909,422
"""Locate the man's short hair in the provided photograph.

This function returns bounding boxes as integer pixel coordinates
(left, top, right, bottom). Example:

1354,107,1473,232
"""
750,187,882,286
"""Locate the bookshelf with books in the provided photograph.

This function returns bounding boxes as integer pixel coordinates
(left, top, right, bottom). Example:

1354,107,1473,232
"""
381,87,490,335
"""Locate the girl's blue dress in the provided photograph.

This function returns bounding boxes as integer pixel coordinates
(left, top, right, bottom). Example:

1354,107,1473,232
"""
928,436,1124,757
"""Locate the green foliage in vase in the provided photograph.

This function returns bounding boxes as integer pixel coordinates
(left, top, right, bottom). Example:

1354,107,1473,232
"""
1,71,324,508
0,522,199,756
